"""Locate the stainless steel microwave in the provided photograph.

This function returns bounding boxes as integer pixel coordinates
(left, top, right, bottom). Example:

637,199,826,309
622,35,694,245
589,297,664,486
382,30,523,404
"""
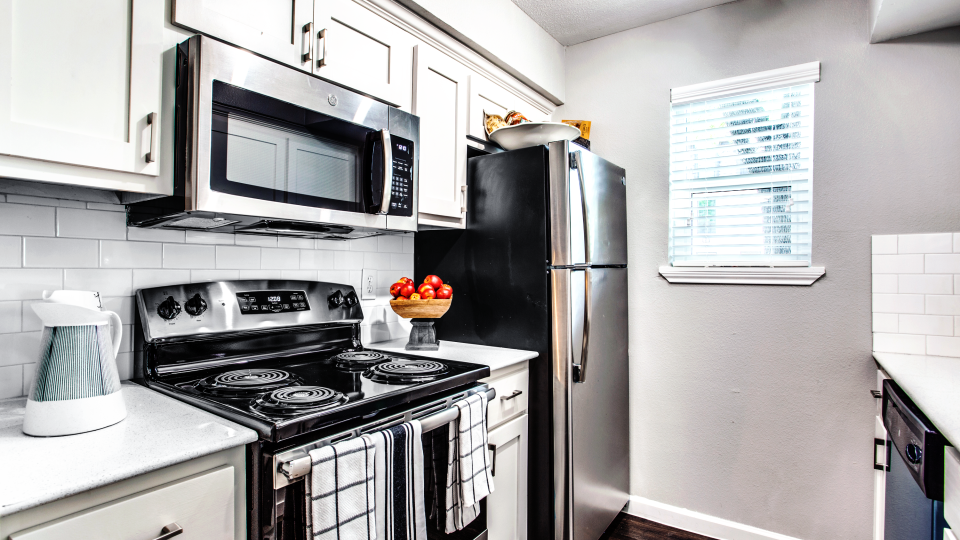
128,35,418,238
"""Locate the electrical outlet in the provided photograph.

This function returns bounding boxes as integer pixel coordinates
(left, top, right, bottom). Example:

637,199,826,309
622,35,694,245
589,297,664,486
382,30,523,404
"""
361,269,376,300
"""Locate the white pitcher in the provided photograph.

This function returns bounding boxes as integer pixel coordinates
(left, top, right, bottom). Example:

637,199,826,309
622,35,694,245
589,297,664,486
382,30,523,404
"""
22,290,126,436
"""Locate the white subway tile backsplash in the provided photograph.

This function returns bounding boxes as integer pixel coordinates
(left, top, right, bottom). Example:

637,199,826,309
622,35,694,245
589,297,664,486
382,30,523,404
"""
402,236,415,254
238,270,282,280
300,250,335,270
899,314,954,336
0,236,21,267
21,301,41,331
127,227,185,243
873,293,924,314
0,203,55,237
235,234,278,247
163,244,216,269
0,270,62,301
261,248,299,270
23,237,99,268
926,295,960,316
315,239,350,251
132,269,191,290
22,362,36,395
217,246,260,269
101,297,135,325
873,274,898,294
56,208,126,239
86,202,125,212
898,233,954,254
364,252,392,270
190,270,240,283
873,254,924,274
926,254,960,274
957,316,960,336
955,233,960,252
872,235,898,255
317,270,351,284
0,301,21,333
116,352,133,381
898,274,953,295
927,336,960,358
277,237,314,249
873,313,898,333
6,195,61,207
120,325,132,353
391,253,414,270
185,230,235,245
64,269,133,297
873,333,925,354
377,235,404,253
335,251,364,270
0,332,41,367
349,237,379,252
280,270,317,280
0,365,23,399
101,240,162,268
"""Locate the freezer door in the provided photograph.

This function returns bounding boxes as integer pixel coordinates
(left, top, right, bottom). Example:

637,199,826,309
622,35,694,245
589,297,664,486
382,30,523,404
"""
571,267,629,540
549,141,628,266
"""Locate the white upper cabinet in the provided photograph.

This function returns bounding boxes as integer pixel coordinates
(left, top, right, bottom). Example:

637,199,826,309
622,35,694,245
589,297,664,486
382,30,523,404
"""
311,0,413,109
468,74,548,140
173,0,315,72
0,0,164,178
413,44,468,226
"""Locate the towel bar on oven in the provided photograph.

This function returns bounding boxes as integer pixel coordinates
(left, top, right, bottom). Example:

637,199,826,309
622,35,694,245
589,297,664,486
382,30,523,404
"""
273,386,495,489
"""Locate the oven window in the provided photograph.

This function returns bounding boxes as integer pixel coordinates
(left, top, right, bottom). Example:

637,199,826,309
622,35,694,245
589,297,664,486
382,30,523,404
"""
208,81,372,213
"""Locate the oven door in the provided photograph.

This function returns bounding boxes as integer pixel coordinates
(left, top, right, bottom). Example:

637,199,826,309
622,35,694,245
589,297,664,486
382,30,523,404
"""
181,35,417,231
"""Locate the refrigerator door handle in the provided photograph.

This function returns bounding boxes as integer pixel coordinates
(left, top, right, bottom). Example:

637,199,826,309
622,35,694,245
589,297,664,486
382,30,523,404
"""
574,268,591,383
572,150,591,266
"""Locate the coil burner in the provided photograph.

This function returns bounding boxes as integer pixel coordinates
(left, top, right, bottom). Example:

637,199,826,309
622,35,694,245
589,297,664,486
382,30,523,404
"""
253,386,348,416
196,369,300,397
363,360,449,384
334,351,391,370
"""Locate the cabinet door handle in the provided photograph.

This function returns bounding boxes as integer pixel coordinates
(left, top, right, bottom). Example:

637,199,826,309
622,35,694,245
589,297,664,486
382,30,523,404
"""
302,22,313,64
145,112,158,163
488,443,497,477
153,523,183,540
460,185,467,214
317,28,328,68
500,390,522,401
874,438,888,471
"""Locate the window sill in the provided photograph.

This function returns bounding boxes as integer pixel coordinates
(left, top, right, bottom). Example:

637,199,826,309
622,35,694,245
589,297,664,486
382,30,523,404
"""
658,266,825,285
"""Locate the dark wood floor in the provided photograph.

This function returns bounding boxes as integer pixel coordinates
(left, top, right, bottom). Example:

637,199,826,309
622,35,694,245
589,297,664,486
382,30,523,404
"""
598,513,718,540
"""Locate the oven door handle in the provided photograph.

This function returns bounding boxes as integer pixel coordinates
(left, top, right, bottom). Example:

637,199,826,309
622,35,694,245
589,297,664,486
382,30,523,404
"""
377,129,392,215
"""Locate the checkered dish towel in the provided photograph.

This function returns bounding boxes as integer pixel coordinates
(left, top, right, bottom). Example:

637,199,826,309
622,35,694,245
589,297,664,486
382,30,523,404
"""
445,392,495,533
367,421,428,540
308,435,377,540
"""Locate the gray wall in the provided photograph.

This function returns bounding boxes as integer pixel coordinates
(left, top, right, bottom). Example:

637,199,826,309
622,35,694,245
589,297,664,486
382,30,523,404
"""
558,0,960,538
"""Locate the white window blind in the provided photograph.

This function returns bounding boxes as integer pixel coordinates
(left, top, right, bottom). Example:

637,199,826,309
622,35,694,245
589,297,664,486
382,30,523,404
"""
669,79,815,267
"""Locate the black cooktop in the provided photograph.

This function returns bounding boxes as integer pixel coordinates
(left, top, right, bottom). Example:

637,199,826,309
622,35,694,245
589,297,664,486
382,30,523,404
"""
144,347,489,442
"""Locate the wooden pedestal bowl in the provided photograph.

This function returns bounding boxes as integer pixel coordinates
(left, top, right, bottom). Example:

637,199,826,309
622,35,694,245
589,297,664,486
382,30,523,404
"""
389,298,452,319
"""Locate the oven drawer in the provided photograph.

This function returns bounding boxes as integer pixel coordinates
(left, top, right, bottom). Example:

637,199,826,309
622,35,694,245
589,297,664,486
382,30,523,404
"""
947,447,960,529
11,467,234,540
485,367,529,430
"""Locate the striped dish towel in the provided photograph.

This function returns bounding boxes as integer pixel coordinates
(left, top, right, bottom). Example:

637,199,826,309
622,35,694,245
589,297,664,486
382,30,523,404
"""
445,392,495,533
367,421,427,540
308,435,377,540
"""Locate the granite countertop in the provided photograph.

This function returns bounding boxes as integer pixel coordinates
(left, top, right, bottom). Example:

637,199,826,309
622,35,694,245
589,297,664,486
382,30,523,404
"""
874,352,960,447
370,339,537,373
0,382,257,516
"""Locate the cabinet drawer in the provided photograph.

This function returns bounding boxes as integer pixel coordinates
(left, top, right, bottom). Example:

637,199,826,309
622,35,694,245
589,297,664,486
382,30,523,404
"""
947,447,960,530
487,368,528,430
11,466,234,540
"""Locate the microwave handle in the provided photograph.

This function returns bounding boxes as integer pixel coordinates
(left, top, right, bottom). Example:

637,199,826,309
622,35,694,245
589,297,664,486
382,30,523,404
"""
378,129,393,215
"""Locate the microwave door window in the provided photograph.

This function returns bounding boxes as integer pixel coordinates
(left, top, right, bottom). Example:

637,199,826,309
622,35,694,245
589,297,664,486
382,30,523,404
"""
287,134,359,204
213,113,287,201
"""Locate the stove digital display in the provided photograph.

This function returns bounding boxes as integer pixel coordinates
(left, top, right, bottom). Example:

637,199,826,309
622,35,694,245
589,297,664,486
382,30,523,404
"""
236,290,310,314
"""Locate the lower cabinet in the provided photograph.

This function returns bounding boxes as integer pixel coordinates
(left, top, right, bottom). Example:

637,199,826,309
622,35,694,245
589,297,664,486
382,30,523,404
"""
487,414,528,540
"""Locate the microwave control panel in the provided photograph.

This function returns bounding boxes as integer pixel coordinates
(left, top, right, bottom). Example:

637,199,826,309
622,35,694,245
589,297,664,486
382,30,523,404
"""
388,136,414,217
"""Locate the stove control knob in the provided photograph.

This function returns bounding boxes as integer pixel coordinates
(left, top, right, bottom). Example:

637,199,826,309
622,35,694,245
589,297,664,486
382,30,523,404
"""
157,296,181,320
328,290,344,309
344,290,359,308
906,443,923,464
184,293,207,317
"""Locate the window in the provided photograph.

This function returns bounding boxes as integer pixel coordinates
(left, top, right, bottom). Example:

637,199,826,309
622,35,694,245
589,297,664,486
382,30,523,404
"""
661,62,825,285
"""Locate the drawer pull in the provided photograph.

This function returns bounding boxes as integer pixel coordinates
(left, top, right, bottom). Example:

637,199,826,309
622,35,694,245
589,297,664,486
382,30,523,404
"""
488,443,497,476
153,523,183,540
500,390,522,402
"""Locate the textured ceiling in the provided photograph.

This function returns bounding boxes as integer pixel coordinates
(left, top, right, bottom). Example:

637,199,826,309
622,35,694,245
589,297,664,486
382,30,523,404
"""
510,0,739,45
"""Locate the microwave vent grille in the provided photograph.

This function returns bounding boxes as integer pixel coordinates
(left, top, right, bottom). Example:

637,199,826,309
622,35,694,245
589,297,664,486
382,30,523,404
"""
166,217,239,229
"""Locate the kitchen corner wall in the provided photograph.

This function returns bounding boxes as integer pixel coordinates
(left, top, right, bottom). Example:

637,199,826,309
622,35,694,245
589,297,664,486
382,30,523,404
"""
872,233,960,357
0,194,414,400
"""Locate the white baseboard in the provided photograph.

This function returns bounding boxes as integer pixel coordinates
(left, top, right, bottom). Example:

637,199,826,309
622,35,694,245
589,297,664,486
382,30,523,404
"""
626,496,803,540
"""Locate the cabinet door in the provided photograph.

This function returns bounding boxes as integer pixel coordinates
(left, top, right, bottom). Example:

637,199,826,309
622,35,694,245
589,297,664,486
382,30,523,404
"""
487,415,528,540
0,0,163,176
468,74,548,140
312,0,412,109
11,466,234,540
173,0,314,73
413,44,469,222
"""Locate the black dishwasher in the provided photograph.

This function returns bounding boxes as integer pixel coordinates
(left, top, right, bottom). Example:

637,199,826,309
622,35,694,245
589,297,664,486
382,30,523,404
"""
882,379,950,540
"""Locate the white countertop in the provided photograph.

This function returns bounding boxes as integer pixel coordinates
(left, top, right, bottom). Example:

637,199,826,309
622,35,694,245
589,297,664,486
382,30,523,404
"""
874,352,960,447
370,339,537,373
0,382,257,516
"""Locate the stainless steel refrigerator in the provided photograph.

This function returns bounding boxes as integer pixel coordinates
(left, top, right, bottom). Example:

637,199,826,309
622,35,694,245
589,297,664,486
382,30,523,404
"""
415,140,629,540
